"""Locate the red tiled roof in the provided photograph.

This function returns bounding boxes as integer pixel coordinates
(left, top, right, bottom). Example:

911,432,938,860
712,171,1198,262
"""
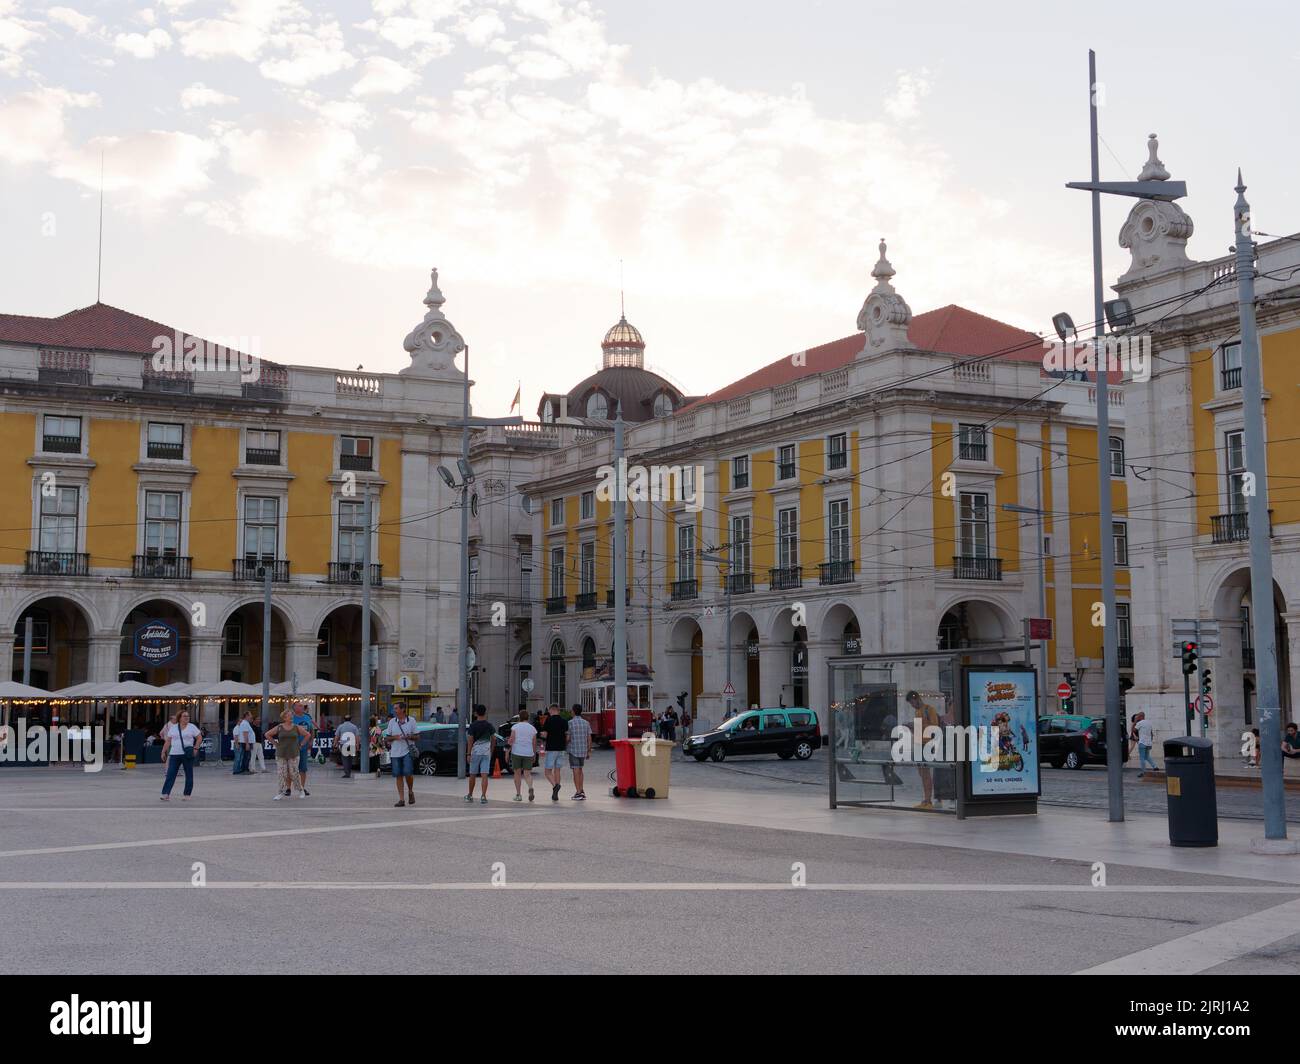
0,302,261,361
685,304,1048,409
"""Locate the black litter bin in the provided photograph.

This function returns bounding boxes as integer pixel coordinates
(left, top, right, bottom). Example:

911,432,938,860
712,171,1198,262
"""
1164,736,1217,847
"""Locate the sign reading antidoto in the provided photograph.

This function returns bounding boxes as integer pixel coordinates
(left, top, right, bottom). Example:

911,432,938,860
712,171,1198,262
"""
134,620,180,667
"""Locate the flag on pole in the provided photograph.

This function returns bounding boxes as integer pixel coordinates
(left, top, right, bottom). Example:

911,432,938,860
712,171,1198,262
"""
510,382,520,412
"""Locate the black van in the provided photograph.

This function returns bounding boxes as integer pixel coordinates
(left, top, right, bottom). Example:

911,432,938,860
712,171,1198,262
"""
683,708,820,762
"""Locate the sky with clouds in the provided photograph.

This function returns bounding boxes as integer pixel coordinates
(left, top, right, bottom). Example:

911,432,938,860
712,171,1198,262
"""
0,0,1296,415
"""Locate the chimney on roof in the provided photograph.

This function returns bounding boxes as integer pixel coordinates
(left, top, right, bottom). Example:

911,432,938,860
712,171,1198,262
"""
856,238,914,356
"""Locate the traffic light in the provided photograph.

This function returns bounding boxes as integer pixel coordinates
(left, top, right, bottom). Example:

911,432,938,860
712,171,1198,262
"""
1201,667,1213,696
1061,673,1076,713
1181,641,1198,675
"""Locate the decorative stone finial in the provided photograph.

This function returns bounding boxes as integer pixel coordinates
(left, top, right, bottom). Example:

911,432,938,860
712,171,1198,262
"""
1117,135,1193,282
1137,133,1170,181
401,267,465,377
857,237,913,354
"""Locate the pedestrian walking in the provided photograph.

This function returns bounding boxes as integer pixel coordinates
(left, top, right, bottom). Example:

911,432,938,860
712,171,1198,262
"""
386,704,418,806
369,717,386,778
335,715,360,778
434,706,445,723
159,710,201,801
566,703,592,800
265,709,309,800
291,701,317,797
541,703,568,802
232,712,255,774
508,711,538,802
1133,712,1157,777
464,705,496,804
248,716,266,773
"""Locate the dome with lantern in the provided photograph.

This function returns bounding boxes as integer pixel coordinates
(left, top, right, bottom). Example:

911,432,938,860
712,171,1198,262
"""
536,310,696,425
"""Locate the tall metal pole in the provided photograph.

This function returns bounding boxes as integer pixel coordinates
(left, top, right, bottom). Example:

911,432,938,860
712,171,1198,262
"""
613,406,628,740
22,616,33,686
1234,173,1287,841
1087,49,1124,822
456,344,471,778
260,564,272,734
1036,458,1048,703
359,491,373,775
724,560,733,718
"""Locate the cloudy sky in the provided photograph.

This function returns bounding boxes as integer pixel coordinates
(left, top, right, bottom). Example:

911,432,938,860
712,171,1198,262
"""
1,0,1296,414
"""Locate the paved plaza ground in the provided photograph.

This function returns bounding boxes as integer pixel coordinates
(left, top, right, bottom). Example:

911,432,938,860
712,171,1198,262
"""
2,750,1299,974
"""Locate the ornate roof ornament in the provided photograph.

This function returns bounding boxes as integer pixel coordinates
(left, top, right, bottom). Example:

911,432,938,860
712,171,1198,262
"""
856,238,914,353
401,267,465,377
1118,134,1193,282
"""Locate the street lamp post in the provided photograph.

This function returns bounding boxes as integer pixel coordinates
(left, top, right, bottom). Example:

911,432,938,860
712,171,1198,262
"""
1064,48,1188,824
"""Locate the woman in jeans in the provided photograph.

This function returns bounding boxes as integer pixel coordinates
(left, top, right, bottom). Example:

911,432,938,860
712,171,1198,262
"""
265,708,310,800
159,709,202,801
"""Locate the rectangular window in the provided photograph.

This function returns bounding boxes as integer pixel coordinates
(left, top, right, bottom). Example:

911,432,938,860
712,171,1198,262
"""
827,433,847,471
732,455,749,490
146,421,184,460
246,429,281,464
550,498,564,527
42,415,82,453
958,424,987,462
677,466,695,501
520,548,532,598
777,444,796,481
1113,520,1129,566
1109,436,1125,478
1226,430,1247,513
1221,341,1242,389
677,524,695,581
340,435,373,470
580,491,594,520
15,619,50,654
317,625,331,659
550,547,565,597
828,499,850,563
730,515,751,573
243,496,279,560
469,554,480,598
580,541,595,594
337,500,365,563
959,492,989,557
143,491,182,557
1115,603,1131,648
39,486,79,553
222,622,242,656
778,507,798,568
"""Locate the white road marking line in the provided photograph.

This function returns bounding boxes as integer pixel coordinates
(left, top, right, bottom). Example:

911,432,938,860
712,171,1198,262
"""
0,809,543,859
1076,896,1300,974
0,881,1294,893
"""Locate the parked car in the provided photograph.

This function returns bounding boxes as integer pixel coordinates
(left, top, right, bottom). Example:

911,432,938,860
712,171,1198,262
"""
1037,713,1129,769
683,708,820,763
413,722,459,776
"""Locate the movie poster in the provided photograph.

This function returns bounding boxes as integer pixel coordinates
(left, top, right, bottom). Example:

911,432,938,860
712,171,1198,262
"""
967,669,1039,797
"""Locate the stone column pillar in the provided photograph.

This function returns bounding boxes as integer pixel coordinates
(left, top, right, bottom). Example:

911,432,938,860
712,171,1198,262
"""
805,638,834,732
189,635,223,686
758,641,786,711
285,639,319,690
88,634,122,684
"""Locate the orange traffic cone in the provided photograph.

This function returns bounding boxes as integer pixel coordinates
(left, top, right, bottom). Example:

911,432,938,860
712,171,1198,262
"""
491,759,502,779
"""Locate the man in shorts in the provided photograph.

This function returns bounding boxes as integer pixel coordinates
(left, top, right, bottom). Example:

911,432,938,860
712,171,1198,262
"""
566,703,592,801
465,705,496,804
541,704,569,802
291,702,317,797
385,704,418,807
508,711,538,802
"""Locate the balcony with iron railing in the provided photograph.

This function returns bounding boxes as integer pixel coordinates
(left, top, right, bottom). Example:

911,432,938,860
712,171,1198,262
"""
545,595,567,615
1117,645,1134,669
340,452,373,472
671,578,698,601
952,556,1002,581
25,550,89,577
327,561,383,586
146,441,185,461
41,434,83,454
132,554,192,580
1210,510,1272,544
819,559,855,585
575,591,597,612
958,440,988,462
245,447,281,466
1243,647,1255,670
1221,366,1242,390
232,558,289,582
726,571,753,595
769,565,802,590
605,588,631,609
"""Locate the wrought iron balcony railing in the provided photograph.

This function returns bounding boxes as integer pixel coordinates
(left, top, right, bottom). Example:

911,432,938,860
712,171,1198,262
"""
769,566,802,591
25,551,89,577
327,561,383,586
132,554,192,580
232,558,289,582
952,556,1002,581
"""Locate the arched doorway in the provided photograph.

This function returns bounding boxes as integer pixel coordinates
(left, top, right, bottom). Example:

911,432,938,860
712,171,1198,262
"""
515,646,531,715
12,597,92,690
936,600,1014,652
119,599,192,686
1210,569,1290,727
769,608,808,708
220,602,290,685
582,637,598,672
547,638,567,708
315,604,383,689
728,610,760,711
821,603,861,655
666,616,703,716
